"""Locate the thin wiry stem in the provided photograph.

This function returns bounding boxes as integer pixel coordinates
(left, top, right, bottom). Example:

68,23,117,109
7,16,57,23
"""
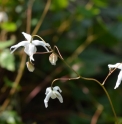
32,35,46,42
51,46,118,124
35,51,53,54
32,34,52,50
51,76,80,89
53,45,64,60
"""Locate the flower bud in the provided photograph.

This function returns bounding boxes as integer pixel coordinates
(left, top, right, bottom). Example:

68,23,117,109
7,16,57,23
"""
49,53,58,65
26,61,35,72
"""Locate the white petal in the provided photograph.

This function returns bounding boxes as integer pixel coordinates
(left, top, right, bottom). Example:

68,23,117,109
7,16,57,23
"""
29,55,35,62
22,32,32,42
10,41,29,53
53,86,62,92
24,43,37,61
54,91,63,103
114,70,122,89
45,87,51,95
44,91,52,108
32,40,50,52
108,63,122,70
51,91,57,99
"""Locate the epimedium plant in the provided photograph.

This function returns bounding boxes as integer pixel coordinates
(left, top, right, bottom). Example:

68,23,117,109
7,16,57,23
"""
10,31,122,123
1,0,122,123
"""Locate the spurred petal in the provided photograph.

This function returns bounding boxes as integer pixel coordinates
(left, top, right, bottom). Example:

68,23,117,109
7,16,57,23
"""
10,41,29,53
44,91,52,108
54,91,63,103
24,43,37,61
22,32,32,42
114,70,122,89
32,40,50,52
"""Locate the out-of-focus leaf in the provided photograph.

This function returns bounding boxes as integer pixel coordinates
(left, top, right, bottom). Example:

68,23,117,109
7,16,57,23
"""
93,18,118,46
101,7,122,18
1,22,17,32
73,48,119,76
108,23,122,40
92,0,108,7
0,110,23,124
0,40,15,49
0,49,15,71
68,114,90,124
51,0,69,11
91,7,100,15
69,82,89,100
76,6,94,19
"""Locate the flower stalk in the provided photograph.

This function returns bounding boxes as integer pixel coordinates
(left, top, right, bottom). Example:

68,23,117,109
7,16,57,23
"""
50,46,118,123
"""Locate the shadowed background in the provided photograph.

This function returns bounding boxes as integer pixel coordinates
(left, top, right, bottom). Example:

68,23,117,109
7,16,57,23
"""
0,0,122,123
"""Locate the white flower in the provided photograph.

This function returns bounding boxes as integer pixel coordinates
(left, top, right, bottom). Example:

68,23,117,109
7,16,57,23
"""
108,63,122,89
10,32,50,61
0,11,8,22
44,86,63,108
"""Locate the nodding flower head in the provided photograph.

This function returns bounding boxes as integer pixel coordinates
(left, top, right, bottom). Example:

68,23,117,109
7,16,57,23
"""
10,32,51,62
44,86,63,108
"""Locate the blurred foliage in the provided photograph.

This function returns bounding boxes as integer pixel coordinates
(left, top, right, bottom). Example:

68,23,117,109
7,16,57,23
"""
0,0,122,124
0,110,23,124
1,22,17,32
0,49,15,71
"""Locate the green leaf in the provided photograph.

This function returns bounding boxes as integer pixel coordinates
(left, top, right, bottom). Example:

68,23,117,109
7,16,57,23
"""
0,40,15,49
74,48,118,76
108,23,122,40
76,6,95,19
51,0,69,11
0,49,15,71
1,22,17,32
93,19,117,46
68,114,90,124
0,110,23,124
92,0,108,7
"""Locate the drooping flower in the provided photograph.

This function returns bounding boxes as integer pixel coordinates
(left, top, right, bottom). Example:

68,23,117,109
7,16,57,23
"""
10,32,51,61
108,63,122,89
49,53,58,65
26,61,35,72
0,11,8,22
44,86,63,108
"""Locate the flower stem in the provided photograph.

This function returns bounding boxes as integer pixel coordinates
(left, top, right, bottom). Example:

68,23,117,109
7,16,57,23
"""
51,76,80,89
53,48,118,123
